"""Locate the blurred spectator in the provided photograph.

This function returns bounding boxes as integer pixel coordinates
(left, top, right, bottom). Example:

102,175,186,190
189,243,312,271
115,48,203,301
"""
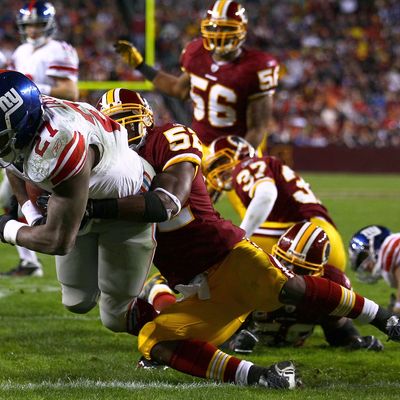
1,0,400,147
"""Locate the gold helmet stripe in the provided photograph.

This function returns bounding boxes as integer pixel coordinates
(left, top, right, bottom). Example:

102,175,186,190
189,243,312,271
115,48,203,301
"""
213,0,231,19
106,88,116,106
290,222,314,254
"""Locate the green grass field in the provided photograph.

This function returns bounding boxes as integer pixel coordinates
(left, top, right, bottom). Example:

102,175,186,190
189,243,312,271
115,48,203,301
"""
0,172,400,399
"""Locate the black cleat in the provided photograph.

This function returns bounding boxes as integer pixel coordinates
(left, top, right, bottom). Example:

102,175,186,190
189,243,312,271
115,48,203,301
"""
257,361,298,390
1,260,43,277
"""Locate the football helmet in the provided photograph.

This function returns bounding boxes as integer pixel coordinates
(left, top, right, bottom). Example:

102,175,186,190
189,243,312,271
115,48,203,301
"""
96,88,154,150
0,70,43,166
349,225,391,283
16,1,57,47
272,222,330,276
204,135,255,192
201,0,248,55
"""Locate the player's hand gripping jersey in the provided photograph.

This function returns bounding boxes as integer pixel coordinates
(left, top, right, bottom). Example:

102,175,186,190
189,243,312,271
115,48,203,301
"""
180,39,279,145
139,122,244,287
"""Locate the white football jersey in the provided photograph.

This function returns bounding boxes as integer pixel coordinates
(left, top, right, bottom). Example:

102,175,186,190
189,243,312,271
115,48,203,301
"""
378,233,400,288
0,50,6,69
8,96,145,199
12,39,79,84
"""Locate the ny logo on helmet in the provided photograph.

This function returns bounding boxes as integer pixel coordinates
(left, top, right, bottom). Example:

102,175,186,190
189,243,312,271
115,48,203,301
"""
0,88,23,129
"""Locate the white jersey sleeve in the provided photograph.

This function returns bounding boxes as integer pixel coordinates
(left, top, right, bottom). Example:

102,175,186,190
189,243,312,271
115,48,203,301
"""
378,233,400,288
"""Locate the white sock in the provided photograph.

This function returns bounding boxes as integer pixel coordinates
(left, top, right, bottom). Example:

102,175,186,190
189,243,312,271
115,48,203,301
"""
16,246,40,266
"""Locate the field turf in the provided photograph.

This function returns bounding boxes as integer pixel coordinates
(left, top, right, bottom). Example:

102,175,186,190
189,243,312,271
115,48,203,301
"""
0,172,399,399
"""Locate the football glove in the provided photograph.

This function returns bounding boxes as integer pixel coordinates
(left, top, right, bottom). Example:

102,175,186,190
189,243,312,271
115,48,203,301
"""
0,195,19,243
0,214,15,243
347,335,384,351
114,40,144,68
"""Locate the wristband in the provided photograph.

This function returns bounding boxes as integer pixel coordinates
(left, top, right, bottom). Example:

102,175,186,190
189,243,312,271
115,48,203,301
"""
36,83,52,95
21,200,43,226
142,191,168,222
153,187,181,217
137,62,158,81
90,199,119,219
3,220,28,244
395,301,400,309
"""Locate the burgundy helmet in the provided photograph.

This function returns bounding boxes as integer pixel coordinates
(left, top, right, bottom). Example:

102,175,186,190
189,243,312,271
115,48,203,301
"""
272,221,330,276
201,0,248,55
204,135,255,192
96,88,154,150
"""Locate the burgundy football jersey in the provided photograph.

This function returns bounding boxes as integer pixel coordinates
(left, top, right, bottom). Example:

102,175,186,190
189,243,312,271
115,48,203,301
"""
180,38,279,145
249,264,352,347
139,122,244,287
232,155,334,226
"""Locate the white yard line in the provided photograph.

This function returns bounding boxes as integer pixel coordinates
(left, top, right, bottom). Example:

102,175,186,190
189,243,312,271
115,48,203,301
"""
0,379,223,390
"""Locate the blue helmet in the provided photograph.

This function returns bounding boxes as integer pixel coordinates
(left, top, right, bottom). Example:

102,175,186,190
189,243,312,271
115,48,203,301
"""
0,70,43,166
349,225,391,283
16,1,56,47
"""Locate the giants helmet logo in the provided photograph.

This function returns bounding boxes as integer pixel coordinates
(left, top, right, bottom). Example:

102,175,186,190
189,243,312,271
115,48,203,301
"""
0,88,23,129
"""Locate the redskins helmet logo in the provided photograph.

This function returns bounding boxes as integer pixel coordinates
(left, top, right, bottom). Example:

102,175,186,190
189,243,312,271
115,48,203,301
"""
272,222,330,276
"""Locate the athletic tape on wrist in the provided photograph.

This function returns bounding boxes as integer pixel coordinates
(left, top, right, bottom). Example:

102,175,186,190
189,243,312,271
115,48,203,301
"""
21,200,43,226
3,220,28,244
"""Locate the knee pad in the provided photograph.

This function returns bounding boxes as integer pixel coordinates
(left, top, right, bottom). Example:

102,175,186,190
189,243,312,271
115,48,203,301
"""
64,299,97,314
62,286,99,314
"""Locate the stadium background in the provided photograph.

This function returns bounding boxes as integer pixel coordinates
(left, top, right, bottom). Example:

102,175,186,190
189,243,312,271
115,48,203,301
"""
0,1,400,397
1,0,400,168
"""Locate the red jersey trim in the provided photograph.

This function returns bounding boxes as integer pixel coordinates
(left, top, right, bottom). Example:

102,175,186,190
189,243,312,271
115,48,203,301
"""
50,131,87,186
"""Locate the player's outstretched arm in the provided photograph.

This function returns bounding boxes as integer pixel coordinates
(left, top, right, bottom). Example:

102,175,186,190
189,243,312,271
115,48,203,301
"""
114,40,190,100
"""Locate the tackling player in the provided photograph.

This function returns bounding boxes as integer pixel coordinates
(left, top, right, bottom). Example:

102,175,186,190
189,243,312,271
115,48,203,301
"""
204,135,347,272
349,225,400,314
114,0,278,215
0,71,156,336
1,1,80,277
86,89,400,389
229,222,384,353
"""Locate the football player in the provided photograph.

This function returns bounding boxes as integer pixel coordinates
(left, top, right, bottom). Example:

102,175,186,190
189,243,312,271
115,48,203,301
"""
229,222,384,353
349,225,400,314
86,89,400,389
1,1,80,277
204,135,347,272
114,0,278,216
0,71,156,336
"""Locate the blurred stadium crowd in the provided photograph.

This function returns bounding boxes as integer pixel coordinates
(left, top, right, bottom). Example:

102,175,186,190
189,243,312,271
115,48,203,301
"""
1,0,400,147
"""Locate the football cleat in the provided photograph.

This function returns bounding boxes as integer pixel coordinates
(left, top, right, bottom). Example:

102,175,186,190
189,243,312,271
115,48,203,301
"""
386,315,400,342
258,361,298,390
0,260,43,277
229,329,259,353
136,356,169,370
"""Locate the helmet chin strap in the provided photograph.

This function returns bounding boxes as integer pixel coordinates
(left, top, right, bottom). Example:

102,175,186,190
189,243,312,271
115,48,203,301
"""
26,36,49,48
